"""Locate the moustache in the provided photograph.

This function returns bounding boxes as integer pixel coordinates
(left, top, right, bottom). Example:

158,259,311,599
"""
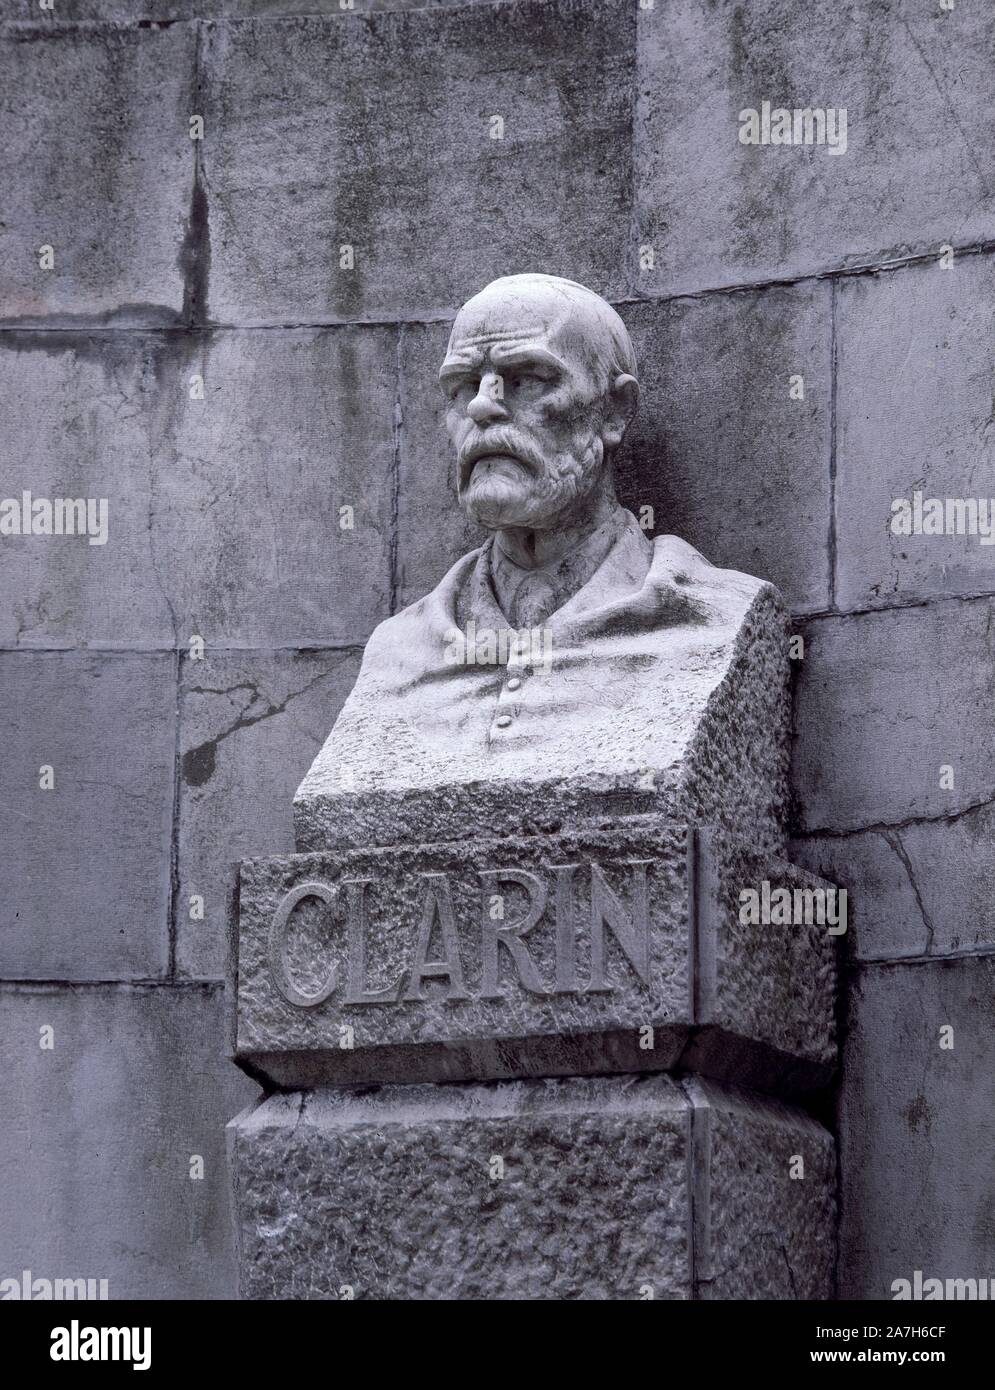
457,428,546,490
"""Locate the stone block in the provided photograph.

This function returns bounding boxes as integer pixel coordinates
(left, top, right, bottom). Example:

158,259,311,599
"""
0,983,259,1299
177,647,362,979
618,284,833,614
0,333,175,648
230,821,836,1091
0,22,195,324
0,652,174,981
200,0,635,323
229,1072,835,1299
839,957,995,1298
835,254,995,610
149,327,395,646
791,829,927,962
635,0,995,297
794,804,995,961
792,601,995,833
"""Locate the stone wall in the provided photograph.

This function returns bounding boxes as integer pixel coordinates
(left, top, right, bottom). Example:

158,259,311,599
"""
1,0,991,1298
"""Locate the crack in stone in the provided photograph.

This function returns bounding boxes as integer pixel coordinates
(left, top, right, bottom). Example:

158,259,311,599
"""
882,828,936,953
801,791,995,841
181,669,328,787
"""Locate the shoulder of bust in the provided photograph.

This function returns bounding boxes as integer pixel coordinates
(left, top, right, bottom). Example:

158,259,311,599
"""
651,532,785,611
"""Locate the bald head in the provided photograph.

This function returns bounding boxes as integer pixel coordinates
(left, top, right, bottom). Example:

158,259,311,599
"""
442,274,637,395
440,274,639,532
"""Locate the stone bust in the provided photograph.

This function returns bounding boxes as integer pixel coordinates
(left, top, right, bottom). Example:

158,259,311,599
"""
295,273,790,852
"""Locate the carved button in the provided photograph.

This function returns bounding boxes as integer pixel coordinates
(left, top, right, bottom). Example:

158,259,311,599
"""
506,677,522,691
495,714,513,728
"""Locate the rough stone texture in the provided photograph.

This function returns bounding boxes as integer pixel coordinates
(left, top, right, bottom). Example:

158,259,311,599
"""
835,255,995,610
295,574,791,857
792,601,995,834
0,984,258,1299
395,287,833,616
178,648,362,979
235,822,693,1085
688,833,838,1093
230,1073,834,1299
685,1077,836,1300
635,0,995,297
200,0,634,323
0,23,195,324
148,328,395,647
839,958,995,1299
231,822,836,1091
0,652,174,981
794,805,995,961
4,0,517,18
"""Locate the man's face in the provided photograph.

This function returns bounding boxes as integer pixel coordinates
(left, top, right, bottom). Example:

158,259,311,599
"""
440,286,610,531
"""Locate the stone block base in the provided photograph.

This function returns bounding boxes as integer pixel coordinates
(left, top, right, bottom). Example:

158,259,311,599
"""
229,1073,835,1300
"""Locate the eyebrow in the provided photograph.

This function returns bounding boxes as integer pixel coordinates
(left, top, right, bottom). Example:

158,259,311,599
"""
438,342,566,387
490,344,566,374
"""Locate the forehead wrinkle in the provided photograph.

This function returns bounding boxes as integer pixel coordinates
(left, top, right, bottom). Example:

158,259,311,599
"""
439,343,485,381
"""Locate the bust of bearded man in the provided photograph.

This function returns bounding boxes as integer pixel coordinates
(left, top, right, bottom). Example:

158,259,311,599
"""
295,273,790,856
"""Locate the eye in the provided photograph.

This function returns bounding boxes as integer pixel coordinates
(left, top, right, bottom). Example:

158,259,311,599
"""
445,375,479,402
508,371,547,396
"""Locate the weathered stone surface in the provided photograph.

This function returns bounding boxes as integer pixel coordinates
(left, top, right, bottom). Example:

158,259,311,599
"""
839,957,995,1298
635,0,995,297
791,829,927,962
618,284,833,613
0,334,175,648
8,0,508,17
149,328,395,646
0,326,394,649
178,647,361,979
794,805,995,961
685,1077,836,1300
200,1,634,323
686,833,838,1093
230,1073,835,1299
835,254,995,610
0,652,174,981
0,983,259,1299
792,601,995,834
231,821,836,1091
0,23,195,324
394,287,833,617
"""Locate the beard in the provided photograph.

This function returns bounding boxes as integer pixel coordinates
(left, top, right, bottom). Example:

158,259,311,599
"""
457,424,604,530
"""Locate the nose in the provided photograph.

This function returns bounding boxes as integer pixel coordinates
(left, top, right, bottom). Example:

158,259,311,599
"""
466,372,509,426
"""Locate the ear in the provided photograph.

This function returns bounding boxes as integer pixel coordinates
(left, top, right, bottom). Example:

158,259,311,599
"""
601,373,639,449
